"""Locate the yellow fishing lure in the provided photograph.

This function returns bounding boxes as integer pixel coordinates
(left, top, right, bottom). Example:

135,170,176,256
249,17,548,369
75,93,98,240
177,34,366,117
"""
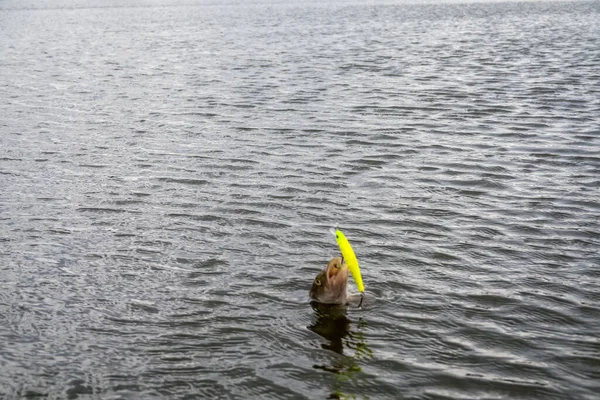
334,229,364,293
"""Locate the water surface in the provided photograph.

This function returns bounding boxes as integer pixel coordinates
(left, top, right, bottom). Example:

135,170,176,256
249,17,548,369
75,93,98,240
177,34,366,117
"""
1,0,599,398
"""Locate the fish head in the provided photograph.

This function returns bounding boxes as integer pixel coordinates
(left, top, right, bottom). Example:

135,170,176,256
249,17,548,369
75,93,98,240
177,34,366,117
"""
309,256,348,304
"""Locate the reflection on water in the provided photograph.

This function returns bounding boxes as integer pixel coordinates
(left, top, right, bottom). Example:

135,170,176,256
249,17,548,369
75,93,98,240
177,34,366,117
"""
309,302,373,400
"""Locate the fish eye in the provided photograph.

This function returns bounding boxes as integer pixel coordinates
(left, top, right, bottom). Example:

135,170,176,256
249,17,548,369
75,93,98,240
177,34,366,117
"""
315,278,322,286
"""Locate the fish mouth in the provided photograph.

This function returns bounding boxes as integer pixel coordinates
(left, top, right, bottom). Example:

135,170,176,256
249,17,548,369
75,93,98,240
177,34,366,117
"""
326,257,348,284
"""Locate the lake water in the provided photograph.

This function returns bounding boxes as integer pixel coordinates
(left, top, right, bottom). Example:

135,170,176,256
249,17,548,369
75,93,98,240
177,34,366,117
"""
1,0,599,398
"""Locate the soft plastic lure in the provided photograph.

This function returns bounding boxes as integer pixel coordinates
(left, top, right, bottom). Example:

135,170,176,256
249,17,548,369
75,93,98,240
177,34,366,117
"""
334,229,364,293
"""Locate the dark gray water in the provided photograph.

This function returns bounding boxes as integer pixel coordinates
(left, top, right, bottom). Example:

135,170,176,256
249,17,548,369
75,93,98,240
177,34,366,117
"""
1,0,599,398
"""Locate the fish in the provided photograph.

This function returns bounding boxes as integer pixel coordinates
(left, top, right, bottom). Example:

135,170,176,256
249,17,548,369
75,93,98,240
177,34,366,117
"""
309,257,349,305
